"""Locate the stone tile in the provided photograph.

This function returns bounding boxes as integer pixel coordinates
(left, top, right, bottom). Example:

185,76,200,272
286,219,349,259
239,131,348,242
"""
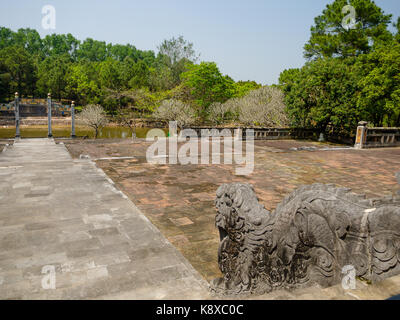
169,217,194,226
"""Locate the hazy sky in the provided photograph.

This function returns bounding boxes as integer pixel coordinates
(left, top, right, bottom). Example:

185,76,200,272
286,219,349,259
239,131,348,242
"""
0,0,399,85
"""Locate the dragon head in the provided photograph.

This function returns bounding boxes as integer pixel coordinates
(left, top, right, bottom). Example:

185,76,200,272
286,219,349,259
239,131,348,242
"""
215,183,270,243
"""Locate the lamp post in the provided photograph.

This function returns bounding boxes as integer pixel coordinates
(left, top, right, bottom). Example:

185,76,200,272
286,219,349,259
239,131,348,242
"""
15,92,20,138
47,93,52,138
71,101,76,138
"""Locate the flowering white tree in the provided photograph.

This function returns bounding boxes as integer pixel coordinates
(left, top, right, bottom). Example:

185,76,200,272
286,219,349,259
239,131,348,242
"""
153,99,197,129
208,86,288,127
78,104,108,139
208,102,232,125
228,86,288,127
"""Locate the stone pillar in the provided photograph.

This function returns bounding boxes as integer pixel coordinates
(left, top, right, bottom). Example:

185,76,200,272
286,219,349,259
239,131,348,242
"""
71,101,76,138
47,93,52,138
14,92,20,138
234,127,243,140
169,121,178,137
354,121,368,149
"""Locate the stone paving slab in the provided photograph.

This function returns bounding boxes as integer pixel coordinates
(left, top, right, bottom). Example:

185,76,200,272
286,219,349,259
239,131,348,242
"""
0,138,209,299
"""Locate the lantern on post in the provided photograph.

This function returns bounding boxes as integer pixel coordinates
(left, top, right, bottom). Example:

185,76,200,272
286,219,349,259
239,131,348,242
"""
47,93,52,138
71,101,76,138
15,92,20,138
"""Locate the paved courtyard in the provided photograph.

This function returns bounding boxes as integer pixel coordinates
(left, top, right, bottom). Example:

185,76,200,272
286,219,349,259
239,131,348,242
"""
0,138,208,299
63,138,400,282
1,137,400,300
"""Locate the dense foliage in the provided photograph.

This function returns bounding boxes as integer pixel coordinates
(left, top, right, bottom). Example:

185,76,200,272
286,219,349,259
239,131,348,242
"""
0,29,260,120
280,0,400,133
304,0,392,59
1,0,399,133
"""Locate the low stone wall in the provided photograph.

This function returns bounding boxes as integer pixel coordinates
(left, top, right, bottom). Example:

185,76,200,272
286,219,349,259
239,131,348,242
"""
181,127,237,138
0,117,73,126
182,126,358,145
184,127,321,141
0,105,70,118
364,128,400,148
253,128,318,140
252,128,292,140
355,121,400,149
131,118,166,128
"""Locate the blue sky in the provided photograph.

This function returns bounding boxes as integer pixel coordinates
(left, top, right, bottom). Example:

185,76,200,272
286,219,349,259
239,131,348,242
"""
0,0,399,85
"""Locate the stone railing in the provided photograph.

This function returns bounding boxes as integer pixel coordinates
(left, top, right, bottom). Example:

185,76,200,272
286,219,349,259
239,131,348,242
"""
184,123,400,147
0,99,71,118
1,93,76,138
355,121,400,149
249,128,291,140
183,127,320,141
212,176,400,296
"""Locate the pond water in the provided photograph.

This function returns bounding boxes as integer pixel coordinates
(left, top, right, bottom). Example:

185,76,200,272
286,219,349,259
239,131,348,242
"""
0,125,168,139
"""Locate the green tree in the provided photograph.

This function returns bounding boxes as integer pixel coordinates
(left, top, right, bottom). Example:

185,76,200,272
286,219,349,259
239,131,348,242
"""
234,80,262,98
395,17,400,43
279,58,362,134
108,43,136,61
137,50,156,67
97,58,128,111
42,33,79,58
0,57,11,100
36,54,72,100
77,38,108,62
304,0,392,59
65,64,100,105
98,58,124,91
181,62,235,117
0,45,36,97
0,27,14,50
13,28,43,55
129,60,150,89
157,36,199,86
148,64,174,91
356,41,400,126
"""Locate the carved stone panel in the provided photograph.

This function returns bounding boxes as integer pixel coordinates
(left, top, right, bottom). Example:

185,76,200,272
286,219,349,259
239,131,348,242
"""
212,177,400,296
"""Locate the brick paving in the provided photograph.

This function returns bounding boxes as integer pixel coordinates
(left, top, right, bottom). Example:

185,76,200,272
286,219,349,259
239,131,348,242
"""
63,139,400,283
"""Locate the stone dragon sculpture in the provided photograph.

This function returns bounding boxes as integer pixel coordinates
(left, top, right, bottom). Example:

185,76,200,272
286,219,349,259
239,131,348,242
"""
211,175,400,295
